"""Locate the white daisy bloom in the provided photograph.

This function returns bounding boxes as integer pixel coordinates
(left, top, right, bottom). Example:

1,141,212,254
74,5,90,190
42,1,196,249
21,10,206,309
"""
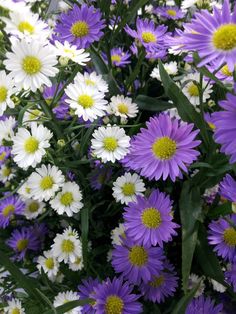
0,165,15,183
182,73,212,107
68,255,84,271
210,279,226,293
181,0,197,9
65,83,108,122
111,223,126,246
50,182,83,217
75,71,108,93
22,108,43,126
24,199,45,219
0,0,27,13
27,164,65,201
108,95,138,119
37,250,59,280
54,41,90,65
53,291,82,314
3,38,59,92
91,125,130,163
4,298,25,314
0,71,16,116
51,227,82,263
58,0,71,12
18,180,33,200
151,61,178,81
188,273,205,298
0,116,16,144
112,172,145,205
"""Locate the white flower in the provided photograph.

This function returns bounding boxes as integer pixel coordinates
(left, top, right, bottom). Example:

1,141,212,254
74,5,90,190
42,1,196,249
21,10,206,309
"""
18,180,33,200
22,108,43,126
108,95,138,119
111,223,126,246
0,165,15,183
50,182,83,217
27,164,65,201
112,172,145,205
145,4,154,14
58,0,71,12
24,199,45,219
4,298,25,314
75,72,108,93
0,116,16,144
181,0,197,9
4,38,59,92
68,255,84,271
182,73,212,107
165,107,180,119
188,274,205,298
65,83,108,122
53,291,82,314
51,227,82,263
0,0,27,13
151,61,178,81
91,125,130,163
54,41,90,65
12,124,53,169
210,279,226,293
37,250,59,280
0,71,16,116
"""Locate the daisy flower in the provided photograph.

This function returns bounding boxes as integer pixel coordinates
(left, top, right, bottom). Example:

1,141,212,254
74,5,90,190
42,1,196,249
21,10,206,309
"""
89,165,112,190
94,277,142,314
154,6,184,20
219,174,236,203
54,40,90,65
109,47,131,67
111,223,126,246
75,71,108,93
112,172,145,205
112,237,164,284
37,250,59,280
0,165,15,183
68,255,84,271
50,181,83,217
207,61,236,84
54,4,105,49
4,298,25,314
151,61,178,81
208,214,236,261
27,164,65,201
0,116,16,144
122,114,201,181
210,279,226,293
225,263,236,292
0,194,25,229
18,180,33,200
0,146,11,166
22,108,44,126
186,295,223,314
78,277,100,314
108,95,139,119
65,83,108,122
0,71,16,116
53,291,82,313
23,199,45,220
12,124,53,169
188,274,205,298
91,125,130,163
3,38,59,92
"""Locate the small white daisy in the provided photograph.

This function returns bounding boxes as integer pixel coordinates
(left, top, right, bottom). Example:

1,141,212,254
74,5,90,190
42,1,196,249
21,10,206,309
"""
151,61,178,81
27,164,65,201
210,278,226,293
18,180,33,200
4,298,25,314
51,227,82,263
108,95,138,119
22,108,43,126
0,0,27,13
75,71,109,93
91,125,130,163
50,182,83,217
0,116,16,144
24,199,45,219
0,71,16,116
12,123,53,169
37,250,59,280
0,165,15,183
3,38,59,92
188,273,205,298
58,0,71,12
112,172,145,205
68,256,84,271
111,223,126,246
53,291,82,314
65,83,108,122
54,41,90,65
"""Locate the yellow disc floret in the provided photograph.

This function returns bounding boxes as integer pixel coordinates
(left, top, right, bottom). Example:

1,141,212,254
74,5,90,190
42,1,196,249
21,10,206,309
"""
142,31,156,43
40,176,54,190
149,275,165,287
188,84,199,97
105,295,124,314
70,21,89,38
141,207,162,229
2,204,15,217
60,192,74,206
0,86,7,103
223,227,236,246
78,95,94,108
129,246,148,266
16,239,29,251
167,9,177,16
45,257,54,269
61,239,75,253
122,182,135,196
22,56,42,75
117,103,128,114
152,136,176,160
103,137,118,152
18,21,35,34
212,24,236,51
24,136,39,153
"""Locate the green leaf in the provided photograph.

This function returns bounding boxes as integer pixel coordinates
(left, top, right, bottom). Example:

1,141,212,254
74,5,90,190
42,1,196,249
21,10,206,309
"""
81,206,89,269
44,299,91,314
135,95,173,112
172,283,201,314
207,202,232,220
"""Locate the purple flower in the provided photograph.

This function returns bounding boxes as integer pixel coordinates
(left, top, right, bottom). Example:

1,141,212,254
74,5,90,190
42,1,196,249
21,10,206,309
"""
94,277,142,314
154,6,184,20
207,61,235,84
219,174,236,203
204,112,216,131
140,260,178,303
123,189,179,247
225,263,236,292
89,165,112,191
208,214,236,262
78,277,100,314
186,295,223,314
0,195,25,229
122,114,201,181
0,146,11,166
54,4,105,49
109,48,131,67
112,237,164,284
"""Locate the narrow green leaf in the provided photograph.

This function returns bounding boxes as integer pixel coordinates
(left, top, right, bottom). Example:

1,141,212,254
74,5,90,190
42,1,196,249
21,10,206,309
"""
81,206,89,269
18,102,36,127
135,95,173,112
44,299,91,314
172,283,200,314
207,202,232,220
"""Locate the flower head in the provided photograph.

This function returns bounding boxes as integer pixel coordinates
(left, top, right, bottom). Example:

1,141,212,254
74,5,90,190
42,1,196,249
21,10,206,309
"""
186,295,223,314
78,277,100,314
0,194,25,228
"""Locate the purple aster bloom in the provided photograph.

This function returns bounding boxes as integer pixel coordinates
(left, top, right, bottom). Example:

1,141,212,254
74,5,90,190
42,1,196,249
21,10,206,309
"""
219,174,236,202
212,92,236,163
121,114,201,181
0,195,25,229
145,45,167,60
29,223,48,249
123,189,179,247
94,277,142,314
181,0,236,70
6,227,40,261
225,263,236,292
53,103,71,120
208,214,236,262
89,165,112,191
140,260,178,303
108,48,131,67
54,4,105,49
0,146,11,166
204,112,216,131
207,60,235,84
186,295,223,314
66,170,76,181
112,237,164,284
78,277,100,313
154,6,185,20
43,83,65,103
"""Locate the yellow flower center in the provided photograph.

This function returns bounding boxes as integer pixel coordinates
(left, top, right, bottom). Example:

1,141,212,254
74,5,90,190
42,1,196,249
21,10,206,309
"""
208,122,216,130
60,192,74,206
16,239,29,251
117,103,128,114
122,182,135,196
28,201,39,213
2,167,11,177
45,257,54,269
11,308,20,314
22,56,42,75
24,136,39,154
2,204,15,217
129,245,148,266
221,64,233,77
141,207,162,229
105,295,124,314
0,151,6,161
142,31,156,43
149,275,165,288
167,9,177,16
152,136,177,160
75,257,82,265
223,227,236,246
70,21,89,38
40,176,54,190
85,79,95,86
18,21,35,34
78,94,94,109
103,137,118,152
111,55,121,63
188,83,199,97
61,239,75,253
212,24,236,51
0,86,7,103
